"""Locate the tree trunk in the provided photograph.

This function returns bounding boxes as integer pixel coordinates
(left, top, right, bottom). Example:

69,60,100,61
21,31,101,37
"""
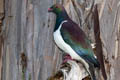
0,0,120,80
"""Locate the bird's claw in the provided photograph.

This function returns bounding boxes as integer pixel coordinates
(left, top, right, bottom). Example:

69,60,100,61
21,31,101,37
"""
62,54,75,64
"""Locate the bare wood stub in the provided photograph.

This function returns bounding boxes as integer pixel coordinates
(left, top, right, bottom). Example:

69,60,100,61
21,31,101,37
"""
48,60,90,80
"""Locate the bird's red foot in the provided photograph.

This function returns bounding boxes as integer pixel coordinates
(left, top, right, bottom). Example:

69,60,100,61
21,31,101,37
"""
62,54,75,64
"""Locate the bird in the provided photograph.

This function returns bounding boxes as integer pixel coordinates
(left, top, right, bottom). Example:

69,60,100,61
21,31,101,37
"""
48,4,100,80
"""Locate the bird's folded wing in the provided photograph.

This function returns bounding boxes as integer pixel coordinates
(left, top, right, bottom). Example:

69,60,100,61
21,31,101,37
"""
60,20,99,67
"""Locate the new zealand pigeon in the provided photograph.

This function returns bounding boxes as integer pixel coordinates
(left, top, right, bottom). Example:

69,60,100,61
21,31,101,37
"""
48,4,100,80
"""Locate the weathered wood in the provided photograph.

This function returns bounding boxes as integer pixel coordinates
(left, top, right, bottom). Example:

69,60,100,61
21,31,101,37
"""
48,60,89,80
100,0,120,80
2,0,62,80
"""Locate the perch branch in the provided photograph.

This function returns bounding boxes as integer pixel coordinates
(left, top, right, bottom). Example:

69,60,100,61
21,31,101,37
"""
48,60,91,80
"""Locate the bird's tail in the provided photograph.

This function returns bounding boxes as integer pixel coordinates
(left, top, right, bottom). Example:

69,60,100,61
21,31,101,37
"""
86,61,96,80
87,56,100,68
94,58,100,68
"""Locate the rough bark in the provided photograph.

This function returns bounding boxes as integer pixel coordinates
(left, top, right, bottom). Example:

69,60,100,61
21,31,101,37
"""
0,0,120,80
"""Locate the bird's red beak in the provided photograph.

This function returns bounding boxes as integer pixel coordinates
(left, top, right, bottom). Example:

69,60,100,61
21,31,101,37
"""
48,8,53,12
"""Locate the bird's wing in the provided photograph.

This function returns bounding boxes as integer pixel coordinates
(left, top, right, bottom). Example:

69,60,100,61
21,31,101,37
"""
60,20,99,67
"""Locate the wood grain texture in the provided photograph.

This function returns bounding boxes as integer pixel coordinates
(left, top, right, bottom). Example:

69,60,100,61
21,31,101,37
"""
0,0,120,80
2,0,62,80
100,0,120,80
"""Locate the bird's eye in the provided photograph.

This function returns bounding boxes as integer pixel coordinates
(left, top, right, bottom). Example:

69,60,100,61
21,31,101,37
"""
55,6,58,8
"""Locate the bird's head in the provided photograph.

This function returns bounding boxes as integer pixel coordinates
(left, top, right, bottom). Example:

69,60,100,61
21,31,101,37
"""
48,4,64,15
